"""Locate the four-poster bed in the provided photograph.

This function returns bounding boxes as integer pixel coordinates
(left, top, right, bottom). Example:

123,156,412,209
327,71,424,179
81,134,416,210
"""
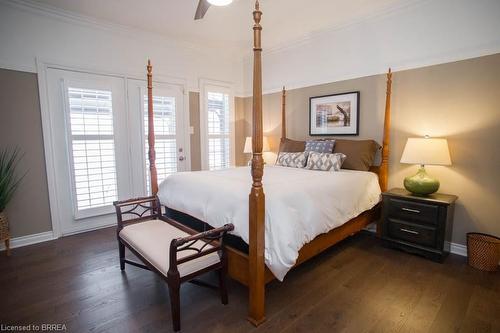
144,0,392,326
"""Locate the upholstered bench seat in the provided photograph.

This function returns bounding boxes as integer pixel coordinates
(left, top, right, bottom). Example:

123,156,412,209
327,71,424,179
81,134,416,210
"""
119,219,220,278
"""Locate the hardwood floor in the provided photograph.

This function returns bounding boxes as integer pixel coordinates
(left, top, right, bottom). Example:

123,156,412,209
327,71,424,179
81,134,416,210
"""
1,228,498,333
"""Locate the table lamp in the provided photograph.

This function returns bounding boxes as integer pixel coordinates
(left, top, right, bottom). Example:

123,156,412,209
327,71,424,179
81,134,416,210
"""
400,136,451,195
244,136,270,165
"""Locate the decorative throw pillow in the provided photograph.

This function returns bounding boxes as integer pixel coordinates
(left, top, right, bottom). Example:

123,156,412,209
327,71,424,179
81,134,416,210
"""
278,138,306,153
305,152,346,171
276,152,309,168
305,140,335,153
333,139,380,171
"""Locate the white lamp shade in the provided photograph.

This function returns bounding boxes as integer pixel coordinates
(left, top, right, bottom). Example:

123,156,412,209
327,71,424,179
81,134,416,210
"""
400,137,451,166
244,136,270,153
207,0,233,6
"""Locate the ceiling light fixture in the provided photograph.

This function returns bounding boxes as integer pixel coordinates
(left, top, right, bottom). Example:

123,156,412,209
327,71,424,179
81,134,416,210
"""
207,0,233,6
195,0,233,20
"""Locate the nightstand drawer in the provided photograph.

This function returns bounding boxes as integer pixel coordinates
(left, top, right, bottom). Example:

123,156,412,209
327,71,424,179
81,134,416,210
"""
387,219,437,248
387,198,439,225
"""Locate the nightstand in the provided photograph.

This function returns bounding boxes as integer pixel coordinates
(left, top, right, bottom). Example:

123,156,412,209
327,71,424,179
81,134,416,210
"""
380,188,458,262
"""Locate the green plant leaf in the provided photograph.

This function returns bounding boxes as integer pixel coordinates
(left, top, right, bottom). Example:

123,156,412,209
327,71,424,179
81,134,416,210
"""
0,147,26,212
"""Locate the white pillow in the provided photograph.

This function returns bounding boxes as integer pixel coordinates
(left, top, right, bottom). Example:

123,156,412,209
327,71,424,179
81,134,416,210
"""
276,152,309,168
305,152,346,171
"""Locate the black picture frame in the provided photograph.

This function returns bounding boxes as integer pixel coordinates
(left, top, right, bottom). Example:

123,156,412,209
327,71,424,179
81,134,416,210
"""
309,91,360,136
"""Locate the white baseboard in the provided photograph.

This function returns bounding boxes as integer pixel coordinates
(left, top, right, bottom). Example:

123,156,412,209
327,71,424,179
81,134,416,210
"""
0,230,56,251
0,221,117,252
61,221,115,237
0,225,469,258
447,241,467,257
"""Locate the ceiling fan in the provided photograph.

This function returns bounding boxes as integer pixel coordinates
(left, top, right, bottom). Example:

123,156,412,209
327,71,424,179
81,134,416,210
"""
194,0,233,20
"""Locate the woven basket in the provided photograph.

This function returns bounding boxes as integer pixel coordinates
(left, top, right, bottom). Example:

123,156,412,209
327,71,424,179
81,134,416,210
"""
467,233,500,272
0,211,9,241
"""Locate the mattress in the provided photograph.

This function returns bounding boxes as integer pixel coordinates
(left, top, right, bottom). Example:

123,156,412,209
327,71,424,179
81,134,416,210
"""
157,165,381,280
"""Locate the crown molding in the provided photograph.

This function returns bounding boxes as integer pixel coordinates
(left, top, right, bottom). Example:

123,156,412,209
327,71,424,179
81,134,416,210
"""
3,0,429,62
0,0,239,60
0,57,36,73
239,46,500,97
242,0,429,62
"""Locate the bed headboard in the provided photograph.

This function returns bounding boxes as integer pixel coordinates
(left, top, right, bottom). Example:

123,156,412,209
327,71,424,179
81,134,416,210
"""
280,69,393,192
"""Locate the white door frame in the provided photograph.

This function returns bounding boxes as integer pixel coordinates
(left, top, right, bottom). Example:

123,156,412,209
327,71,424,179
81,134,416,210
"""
36,58,190,238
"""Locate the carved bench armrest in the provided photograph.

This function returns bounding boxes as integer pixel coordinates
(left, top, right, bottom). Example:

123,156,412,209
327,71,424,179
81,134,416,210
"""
113,196,161,229
173,224,234,247
169,224,234,269
114,196,158,207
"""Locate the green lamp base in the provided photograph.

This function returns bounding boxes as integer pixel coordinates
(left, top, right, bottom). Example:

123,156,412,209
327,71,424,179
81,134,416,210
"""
403,166,440,196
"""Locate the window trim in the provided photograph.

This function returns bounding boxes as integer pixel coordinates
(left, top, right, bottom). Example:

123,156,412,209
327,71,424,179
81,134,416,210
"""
199,79,236,171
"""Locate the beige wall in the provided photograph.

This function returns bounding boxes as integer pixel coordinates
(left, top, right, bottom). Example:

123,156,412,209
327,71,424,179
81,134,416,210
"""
189,92,202,171
238,53,500,245
0,68,52,238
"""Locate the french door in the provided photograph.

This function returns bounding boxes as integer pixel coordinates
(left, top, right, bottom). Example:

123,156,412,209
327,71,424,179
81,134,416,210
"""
44,68,188,236
127,79,188,197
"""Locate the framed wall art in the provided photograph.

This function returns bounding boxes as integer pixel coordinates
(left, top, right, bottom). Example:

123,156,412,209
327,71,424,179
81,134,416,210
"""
309,91,360,136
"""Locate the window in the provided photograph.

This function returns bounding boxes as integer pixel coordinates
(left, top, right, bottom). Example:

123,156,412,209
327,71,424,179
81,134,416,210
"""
144,95,178,193
207,92,230,170
200,81,234,171
67,87,118,213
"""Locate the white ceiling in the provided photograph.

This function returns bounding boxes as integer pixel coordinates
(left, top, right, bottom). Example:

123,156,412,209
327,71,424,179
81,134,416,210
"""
33,0,410,54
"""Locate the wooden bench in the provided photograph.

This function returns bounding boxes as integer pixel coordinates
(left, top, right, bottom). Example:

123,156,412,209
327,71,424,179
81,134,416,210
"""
114,196,234,331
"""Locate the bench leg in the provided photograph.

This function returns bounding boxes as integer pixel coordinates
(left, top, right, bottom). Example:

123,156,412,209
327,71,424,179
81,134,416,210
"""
168,280,181,332
118,240,125,271
218,268,228,305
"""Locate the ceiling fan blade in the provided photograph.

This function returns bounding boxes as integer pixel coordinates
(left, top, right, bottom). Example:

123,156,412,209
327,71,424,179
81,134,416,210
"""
194,0,210,20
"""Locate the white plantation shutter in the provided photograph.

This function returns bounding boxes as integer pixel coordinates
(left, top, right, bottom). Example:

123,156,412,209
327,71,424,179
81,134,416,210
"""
67,87,118,212
144,95,178,193
207,91,230,170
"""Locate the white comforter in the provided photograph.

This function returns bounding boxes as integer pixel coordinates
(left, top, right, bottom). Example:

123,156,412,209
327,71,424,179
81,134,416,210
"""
157,166,381,280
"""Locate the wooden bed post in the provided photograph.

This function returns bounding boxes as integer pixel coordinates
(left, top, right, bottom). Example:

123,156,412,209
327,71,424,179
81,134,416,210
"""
248,0,266,326
147,60,158,196
281,87,286,140
379,68,392,193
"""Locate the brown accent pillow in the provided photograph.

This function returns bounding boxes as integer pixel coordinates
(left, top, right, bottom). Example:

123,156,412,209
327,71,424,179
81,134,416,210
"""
333,139,380,171
278,138,306,153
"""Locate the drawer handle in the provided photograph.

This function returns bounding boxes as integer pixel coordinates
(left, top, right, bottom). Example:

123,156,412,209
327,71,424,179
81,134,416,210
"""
401,207,420,214
400,228,419,235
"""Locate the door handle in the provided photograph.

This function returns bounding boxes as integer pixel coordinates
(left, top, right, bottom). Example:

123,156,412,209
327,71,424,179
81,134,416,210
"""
179,156,185,161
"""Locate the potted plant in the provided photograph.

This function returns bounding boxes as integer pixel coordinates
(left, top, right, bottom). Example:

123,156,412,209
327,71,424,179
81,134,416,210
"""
0,148,25,256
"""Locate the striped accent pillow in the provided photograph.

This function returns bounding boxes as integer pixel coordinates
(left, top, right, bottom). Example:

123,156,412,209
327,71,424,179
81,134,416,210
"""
305,152,346,171
276,152,309,168
305,140,335,153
